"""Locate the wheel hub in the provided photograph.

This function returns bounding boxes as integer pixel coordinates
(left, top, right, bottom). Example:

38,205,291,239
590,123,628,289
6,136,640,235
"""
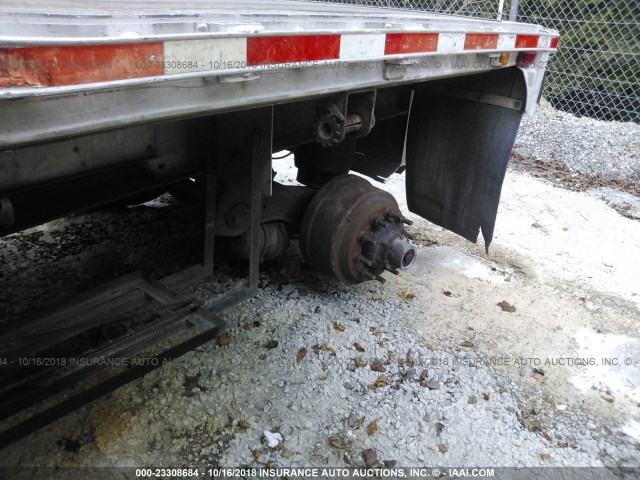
300,174,417,284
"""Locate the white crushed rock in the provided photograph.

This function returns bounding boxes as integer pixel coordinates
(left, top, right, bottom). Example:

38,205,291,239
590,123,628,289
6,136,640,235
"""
8,278,611,470
516,100,640,182
264,431,283,448
205,290,605,468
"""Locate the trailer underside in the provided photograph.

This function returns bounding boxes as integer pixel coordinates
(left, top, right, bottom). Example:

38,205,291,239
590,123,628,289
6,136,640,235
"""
0,0,560,450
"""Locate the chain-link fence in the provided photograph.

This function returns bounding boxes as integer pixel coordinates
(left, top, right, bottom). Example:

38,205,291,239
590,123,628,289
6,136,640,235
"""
516,1,639,123
308,1,640,123
308,1,507,19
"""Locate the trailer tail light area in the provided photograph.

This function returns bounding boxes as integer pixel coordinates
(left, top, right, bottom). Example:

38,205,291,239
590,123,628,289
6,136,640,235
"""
517,52,538,68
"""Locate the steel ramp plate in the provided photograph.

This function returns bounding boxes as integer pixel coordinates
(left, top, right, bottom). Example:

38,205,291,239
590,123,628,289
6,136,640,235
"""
0,264,225,448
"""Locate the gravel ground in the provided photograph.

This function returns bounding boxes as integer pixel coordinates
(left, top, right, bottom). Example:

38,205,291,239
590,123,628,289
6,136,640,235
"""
516,100,640,183
1,104,640,477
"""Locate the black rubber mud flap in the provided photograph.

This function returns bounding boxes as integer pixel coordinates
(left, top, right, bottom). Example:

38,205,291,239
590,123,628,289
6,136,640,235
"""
405,70,526,250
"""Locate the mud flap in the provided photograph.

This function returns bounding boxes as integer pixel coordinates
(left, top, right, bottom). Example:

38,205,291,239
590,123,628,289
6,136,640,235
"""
405,69,526,250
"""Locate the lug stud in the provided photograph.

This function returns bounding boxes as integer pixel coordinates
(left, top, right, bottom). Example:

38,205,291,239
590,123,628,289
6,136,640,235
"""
355,254,374,267
358,232,378,246
370,217,389,228
401,229,416,241
385,265,400,275
384,210,413,226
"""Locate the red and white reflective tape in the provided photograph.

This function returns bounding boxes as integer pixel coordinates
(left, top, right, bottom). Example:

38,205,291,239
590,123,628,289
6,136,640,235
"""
0,32,559,88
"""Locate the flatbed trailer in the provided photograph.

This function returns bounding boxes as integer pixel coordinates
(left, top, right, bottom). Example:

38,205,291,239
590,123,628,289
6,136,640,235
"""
1,0,556,145
0,0,561,288
0,0,560,286
0,0,559,448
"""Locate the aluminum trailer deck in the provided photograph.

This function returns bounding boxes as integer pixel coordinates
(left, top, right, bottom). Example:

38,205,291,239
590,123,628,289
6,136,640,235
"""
0,0,557,148
0,1,560,445
0,0,559,274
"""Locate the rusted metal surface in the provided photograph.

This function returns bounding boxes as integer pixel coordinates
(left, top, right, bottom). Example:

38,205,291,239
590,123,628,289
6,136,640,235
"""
0,268,209,419
299,174,416,284
227,221,290,263
0,248,272,449
0,308,225,451
344,113,363,134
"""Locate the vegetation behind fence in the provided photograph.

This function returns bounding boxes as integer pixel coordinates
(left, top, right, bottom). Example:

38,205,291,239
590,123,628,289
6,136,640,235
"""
308,0,640,123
